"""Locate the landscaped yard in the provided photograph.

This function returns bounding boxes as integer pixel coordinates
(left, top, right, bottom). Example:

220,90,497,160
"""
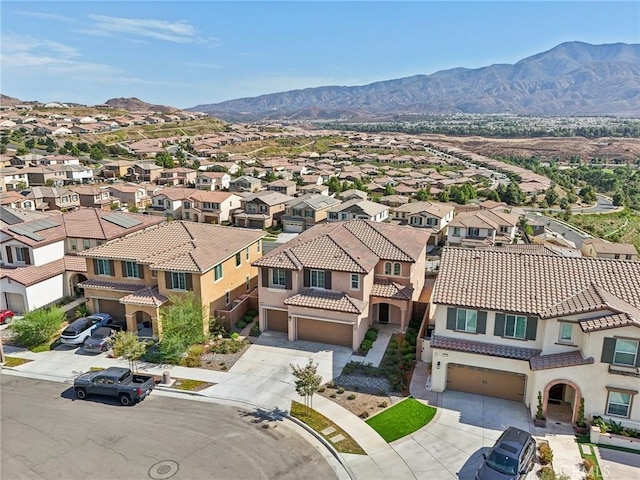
366,397,437,442
2,356,33,367
290,401,366,455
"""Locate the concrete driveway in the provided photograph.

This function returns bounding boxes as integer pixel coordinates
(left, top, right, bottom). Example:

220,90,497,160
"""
596,447,640,480
391,391,534,480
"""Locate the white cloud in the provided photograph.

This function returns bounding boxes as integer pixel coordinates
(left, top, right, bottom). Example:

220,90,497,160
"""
78,15,218,45
14,10,72,22
0,33,119,74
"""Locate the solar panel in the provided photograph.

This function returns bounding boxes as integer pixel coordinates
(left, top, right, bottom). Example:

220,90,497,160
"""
0,207,24,226
7,225,43,241
8,218,61,241
103,212,143,229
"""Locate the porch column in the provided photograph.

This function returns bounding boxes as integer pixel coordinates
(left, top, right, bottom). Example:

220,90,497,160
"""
288,315,296,342
125,313,137,333
400,306,407,332
152,315,161,338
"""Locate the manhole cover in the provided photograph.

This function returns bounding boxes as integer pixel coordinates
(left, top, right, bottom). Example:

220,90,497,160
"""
149,460,179,480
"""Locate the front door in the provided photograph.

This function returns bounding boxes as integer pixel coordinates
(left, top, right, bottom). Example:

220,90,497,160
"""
549,384,565,404
379,303,389,324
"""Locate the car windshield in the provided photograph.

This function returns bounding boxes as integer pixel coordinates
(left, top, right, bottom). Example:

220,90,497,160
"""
486,451,518,475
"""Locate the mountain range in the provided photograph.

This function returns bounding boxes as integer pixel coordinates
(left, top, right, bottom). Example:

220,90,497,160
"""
189,42,640,121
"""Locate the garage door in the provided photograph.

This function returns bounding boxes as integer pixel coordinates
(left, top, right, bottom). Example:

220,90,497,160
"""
249,220,263,229
266,309,288,332
97,299,126,322
283,222,304,233
5,293,26,314
297,318,352,348
447,364,526,402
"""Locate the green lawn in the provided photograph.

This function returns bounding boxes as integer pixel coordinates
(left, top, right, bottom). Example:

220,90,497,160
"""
366,397,437,442
3,356,33,367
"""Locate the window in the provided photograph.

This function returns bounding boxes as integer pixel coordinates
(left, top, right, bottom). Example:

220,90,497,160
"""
559,323,573,343
15,247,29,263
606,391,631,417
627,255,633,260
329,212,338,220
214,263,223,281
310,270,325,288
614,254,620,260
499,225,510,233
426,218,438,226
452,227,461,237
97,240,104,246
384,262,392,275
151,269,157,278
410,216,423,226
257,240,261,253
340,212,348,220
225,290,230,305
468,227,480,237
170,272,186,290
246,275,250,291
504,315,527,339
293,209,302,217
245,247,249,260
393,263,401,275
184,212,190,219
271,269,286,287
70,239,77,250
456,309,477,333
235,252,242,267
124,261,140,278
304,210,313,218
184,201,191,209
83,239,91,249
61,196,69,203
350,274,360,290
259,205,267,213
614,339,638,366
96,259,111,276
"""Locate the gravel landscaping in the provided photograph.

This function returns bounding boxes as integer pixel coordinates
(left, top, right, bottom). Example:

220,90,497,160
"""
317,381,401,419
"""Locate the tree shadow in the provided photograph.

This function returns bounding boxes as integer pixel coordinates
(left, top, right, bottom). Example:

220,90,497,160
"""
238,406,288,424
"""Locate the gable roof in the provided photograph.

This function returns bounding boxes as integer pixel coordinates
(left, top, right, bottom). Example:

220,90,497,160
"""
253,220,429,273
432,248,640,321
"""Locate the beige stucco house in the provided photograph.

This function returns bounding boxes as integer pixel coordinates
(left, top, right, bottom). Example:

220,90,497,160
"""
582,238,638,261
446,209,518,247
253,220,430,351
424,247,640,430
392,201,455,245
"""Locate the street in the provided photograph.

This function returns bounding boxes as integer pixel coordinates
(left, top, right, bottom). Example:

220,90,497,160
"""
1,375,338,480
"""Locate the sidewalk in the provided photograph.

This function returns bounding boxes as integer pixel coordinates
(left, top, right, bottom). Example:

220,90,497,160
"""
1,343,417,480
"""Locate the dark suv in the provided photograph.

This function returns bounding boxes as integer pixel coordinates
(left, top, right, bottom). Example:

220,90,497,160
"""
476,427,536,480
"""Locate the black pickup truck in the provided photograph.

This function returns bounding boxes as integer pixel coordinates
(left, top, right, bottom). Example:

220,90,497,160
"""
74,367,155,406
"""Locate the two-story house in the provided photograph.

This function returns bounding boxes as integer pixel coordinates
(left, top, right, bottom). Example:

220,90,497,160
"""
182,190,241,224
157,167,198,187
229,175,262,193
582,238,638,261
149,187,194,219
102,160,132,179
282,194,341,233
106,184,151,209
23,186,80,212
125,162,163,183
195,171,231,191
70,186,114,210
446,209,518,247
266,179,297,196
234,191,294,229
326,198,390,223
0,167,29,192
252,220,430,350
392,201,455,245
425,247,640,429
78,222,265,335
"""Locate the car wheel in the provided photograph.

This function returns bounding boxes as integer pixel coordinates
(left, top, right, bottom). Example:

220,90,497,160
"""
119,394,132,406
4,316,13,325
75,388,87,400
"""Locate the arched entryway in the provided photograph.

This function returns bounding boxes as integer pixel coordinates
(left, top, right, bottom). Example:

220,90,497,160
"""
134,311,153,336
71,274,87,297
543,379,582,424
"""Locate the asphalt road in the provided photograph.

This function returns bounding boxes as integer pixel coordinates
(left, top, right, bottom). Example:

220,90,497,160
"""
525,212,588,248
1,375,338,480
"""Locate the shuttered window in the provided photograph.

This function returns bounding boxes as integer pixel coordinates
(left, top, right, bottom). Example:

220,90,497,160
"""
456,309,477,333
614,339,639,366
96,259,112,276
310,270,325,288
505,315,527,339
271,269,286,287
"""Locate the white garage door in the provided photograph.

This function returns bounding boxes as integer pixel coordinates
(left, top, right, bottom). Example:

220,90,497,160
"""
5,293,26,314
283,222,304,233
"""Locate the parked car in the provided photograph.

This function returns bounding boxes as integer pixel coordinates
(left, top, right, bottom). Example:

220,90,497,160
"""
0,309,14,325
73,367,155,406
476,427,536,480
82,326,120,353
59,313,113,346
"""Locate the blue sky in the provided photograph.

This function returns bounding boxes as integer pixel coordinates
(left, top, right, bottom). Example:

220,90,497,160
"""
2,1,639,108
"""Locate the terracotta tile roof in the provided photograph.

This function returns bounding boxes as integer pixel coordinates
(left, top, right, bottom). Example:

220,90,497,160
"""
284,288,366,314
432,248,640,316
431,334,541,361
119,286,168,307
78,278,144,292
1,214,67,247
0,258,65,286
64,255,87,272
579,313,638,332
78,221,265,274
480,244,563,256
253,220,429,273
529,351,594,371
62,208,164,240
370,280,413,300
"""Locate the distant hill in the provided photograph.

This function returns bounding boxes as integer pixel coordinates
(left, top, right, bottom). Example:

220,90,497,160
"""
103,97,179,113
0,94,26,107
190,42,640,120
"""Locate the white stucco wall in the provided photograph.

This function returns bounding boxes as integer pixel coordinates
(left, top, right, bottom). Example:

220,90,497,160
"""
32,241,65,266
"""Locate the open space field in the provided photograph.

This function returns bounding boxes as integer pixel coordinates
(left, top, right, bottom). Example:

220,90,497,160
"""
564,209,640,253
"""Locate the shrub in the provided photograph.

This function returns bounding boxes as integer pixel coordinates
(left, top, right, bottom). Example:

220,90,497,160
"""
209,322,227,337
317,387,326,393
539,466,556,480
337,387,345,394
359,411,369,419
236,321,247,329
327,381,335,388
378,401,387,408
364,328,378,342
242,314,254,323
360,339,373,352
330,393,337,398
249,322,260,336
246,310,257,319
12,306,65,348
347,394,356,400
230,332,240,340
403,353,416,361
74,304,90,318
538,442,554,465
388,341,398,350
583,458,595,473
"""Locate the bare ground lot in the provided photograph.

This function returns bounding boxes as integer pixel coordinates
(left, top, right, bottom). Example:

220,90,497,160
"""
422,135,640,162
